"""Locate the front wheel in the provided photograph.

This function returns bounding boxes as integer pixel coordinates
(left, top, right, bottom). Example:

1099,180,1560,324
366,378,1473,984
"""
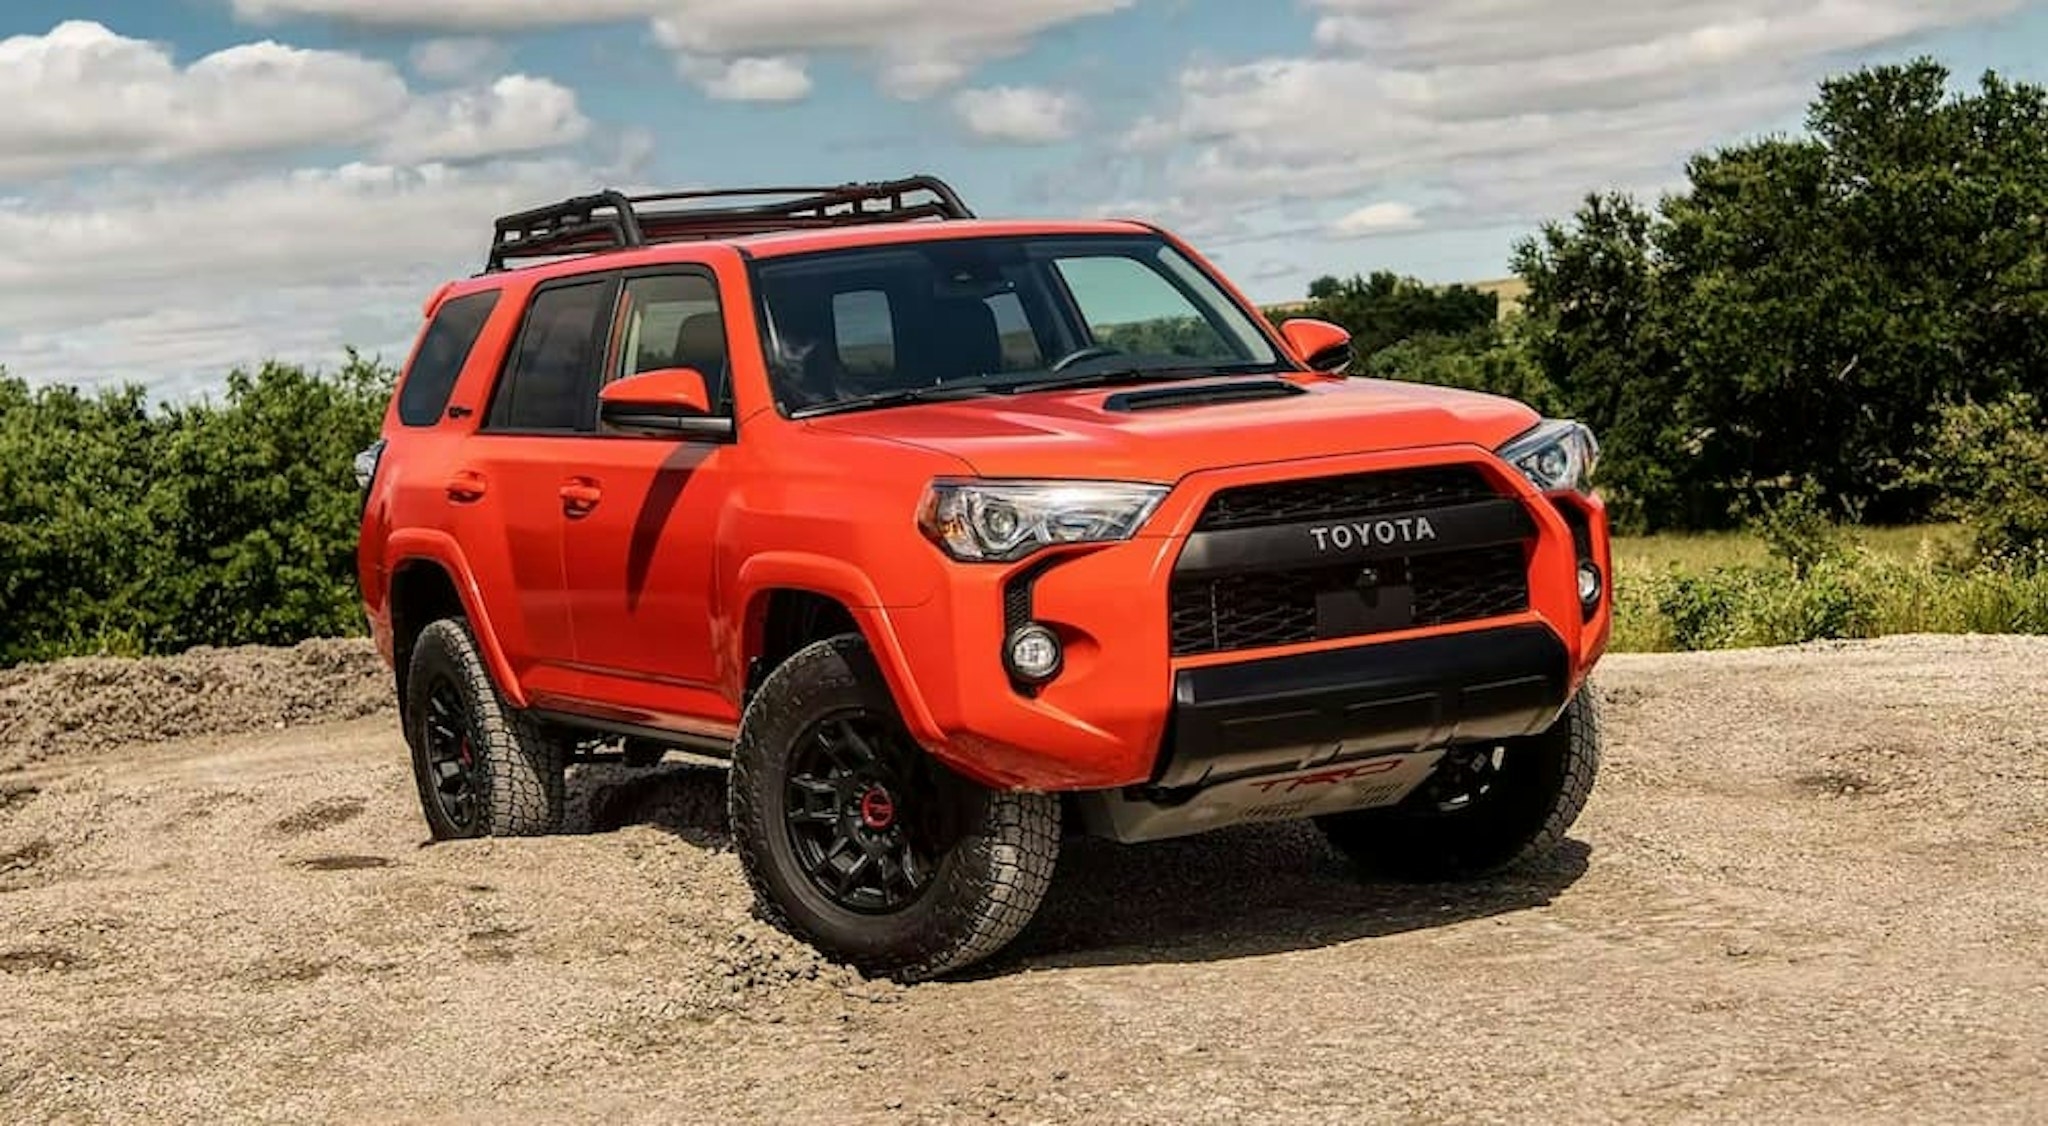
1316,687,1601,881
728,635,1060,982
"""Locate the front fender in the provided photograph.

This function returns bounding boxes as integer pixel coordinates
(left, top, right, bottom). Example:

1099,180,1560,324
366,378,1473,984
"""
730,551,944,747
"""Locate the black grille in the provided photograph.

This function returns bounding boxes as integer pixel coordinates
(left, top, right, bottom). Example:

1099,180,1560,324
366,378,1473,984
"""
1170,544,1530,656
1194,465,1497,532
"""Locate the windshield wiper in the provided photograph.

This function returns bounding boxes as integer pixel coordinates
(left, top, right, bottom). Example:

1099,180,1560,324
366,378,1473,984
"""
791,382,1003,419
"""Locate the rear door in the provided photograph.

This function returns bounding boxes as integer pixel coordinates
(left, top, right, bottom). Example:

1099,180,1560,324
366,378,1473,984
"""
555,267,742,736
450,274,619,707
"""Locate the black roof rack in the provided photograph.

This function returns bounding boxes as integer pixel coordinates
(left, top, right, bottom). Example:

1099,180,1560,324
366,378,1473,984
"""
485,174,976,272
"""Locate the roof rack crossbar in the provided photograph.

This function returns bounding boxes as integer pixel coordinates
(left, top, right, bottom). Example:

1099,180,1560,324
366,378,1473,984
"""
485,175,974,272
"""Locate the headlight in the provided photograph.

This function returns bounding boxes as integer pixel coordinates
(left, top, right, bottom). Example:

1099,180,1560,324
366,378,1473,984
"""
918,479,1169,562
1496,419,1599,494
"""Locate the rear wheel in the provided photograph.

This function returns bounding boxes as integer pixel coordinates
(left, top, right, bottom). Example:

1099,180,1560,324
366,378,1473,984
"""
1316,688,1600,881
729,635,1059,981
404,619,566,839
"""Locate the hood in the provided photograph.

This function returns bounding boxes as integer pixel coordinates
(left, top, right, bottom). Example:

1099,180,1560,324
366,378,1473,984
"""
804,375,1543,482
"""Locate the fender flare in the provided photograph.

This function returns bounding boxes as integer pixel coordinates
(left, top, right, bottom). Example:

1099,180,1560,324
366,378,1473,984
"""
732,552,945,746
383,528,531,709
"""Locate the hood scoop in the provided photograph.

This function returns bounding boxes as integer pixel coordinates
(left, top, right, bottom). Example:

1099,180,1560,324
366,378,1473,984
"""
1102,379,1307,413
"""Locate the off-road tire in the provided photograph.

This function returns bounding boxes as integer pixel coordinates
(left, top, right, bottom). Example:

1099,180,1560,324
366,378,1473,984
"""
404,618,567,839
729,635,1060,982
1316,687,1600,882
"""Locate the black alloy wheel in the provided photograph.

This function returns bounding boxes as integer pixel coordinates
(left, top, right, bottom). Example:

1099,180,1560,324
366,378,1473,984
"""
421,673,484,834
783,711,955,914
728,634,1062,981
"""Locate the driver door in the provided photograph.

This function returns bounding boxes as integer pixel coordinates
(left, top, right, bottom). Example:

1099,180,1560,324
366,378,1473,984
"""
558,268,740,736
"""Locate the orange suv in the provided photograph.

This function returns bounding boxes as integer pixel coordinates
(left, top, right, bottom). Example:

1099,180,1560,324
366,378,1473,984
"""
354,176,1612,981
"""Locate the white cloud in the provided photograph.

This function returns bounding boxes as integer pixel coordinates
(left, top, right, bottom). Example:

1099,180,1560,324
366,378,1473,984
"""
0,21,589,180
231,0,666,29
953,86,1081,144
235,0,1132,98
0,158,612,394
408,37,506,83
649,0,1131,99
1127,0,2021,232
1331,201,1423,238
678,55,814,102
381,75,591,163
0,20,407,178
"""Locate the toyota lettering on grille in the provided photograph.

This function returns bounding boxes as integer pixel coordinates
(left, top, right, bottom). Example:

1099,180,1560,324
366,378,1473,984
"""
1308,516,1439,552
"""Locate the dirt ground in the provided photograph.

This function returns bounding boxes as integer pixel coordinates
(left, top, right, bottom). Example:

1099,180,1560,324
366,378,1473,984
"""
2,635,2045,1124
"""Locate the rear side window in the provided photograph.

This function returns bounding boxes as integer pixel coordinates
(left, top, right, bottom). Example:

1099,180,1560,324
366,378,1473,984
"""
397,291,500,427
486,279,614,433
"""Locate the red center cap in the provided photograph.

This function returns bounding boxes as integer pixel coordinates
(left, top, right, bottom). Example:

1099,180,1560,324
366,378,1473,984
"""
858,788,896,830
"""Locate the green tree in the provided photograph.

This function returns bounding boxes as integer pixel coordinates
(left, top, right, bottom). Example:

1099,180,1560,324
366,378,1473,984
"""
1513,59,2048,532
0,354,393,667
0,374,167,663
1295,271,1499,357
1511,192,1688,531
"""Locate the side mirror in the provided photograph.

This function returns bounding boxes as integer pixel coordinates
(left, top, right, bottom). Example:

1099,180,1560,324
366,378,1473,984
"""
599,367,733,441
1280,318,1355,375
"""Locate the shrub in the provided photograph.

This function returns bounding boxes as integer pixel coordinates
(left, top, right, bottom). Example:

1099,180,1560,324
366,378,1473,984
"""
1612,542,2048,653
1922,392,2048,565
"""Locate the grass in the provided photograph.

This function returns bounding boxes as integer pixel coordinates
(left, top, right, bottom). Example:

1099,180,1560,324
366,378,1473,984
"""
1613,523,1965,573
1608,523,2048,653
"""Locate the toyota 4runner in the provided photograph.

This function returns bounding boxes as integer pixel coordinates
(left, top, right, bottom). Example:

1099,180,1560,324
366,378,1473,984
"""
354,176,1612,981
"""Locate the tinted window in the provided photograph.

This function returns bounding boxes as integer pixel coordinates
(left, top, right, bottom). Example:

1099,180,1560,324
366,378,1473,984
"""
615,273,731,411
1054,256,1230,359
832,290,896,379
397,290,499,427
487,280,612,433
751,235,1282,414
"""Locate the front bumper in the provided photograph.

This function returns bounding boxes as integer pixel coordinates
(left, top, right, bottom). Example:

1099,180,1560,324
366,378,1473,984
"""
1157,622,1571,790
882,445,1611,793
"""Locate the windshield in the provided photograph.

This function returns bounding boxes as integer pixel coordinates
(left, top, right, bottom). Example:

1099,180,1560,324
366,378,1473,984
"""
749,234,1289,415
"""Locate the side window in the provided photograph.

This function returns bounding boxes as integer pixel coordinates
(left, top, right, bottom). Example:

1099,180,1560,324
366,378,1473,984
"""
1054,255,1231,359
614,273,731,412
486,279,612,433
832,290,896,380
397,290,499,427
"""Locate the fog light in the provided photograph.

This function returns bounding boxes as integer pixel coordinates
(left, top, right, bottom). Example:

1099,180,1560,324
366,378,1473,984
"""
1577,561,1604,606
1005,624,1063,683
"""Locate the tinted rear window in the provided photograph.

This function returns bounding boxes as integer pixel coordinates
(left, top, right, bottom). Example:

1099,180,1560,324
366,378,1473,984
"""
397,291,501,427
486,280,614,433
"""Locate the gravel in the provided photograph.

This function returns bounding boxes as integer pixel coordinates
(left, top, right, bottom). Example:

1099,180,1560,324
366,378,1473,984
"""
2,633,2044,1123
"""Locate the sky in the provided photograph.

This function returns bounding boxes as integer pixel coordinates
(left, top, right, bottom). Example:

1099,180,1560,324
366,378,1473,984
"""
4,1,2046,398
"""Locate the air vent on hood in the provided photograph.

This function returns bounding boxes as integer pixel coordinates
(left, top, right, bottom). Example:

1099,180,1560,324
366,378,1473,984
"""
1102,380,1307,413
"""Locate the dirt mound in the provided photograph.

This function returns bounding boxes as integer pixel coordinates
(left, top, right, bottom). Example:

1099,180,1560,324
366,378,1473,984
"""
0,638,387,774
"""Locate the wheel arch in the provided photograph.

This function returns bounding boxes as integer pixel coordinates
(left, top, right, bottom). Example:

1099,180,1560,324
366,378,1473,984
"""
732,553,943,746
384,530,528,713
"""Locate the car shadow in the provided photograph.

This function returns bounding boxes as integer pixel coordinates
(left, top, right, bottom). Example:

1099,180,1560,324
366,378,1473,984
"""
988,828,1590,974
564,761,732,848
560,761,1590,974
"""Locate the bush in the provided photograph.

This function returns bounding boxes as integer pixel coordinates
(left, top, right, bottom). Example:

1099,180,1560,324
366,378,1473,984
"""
1921,392,2048,565
1613,542,2048,653
0,355,392,667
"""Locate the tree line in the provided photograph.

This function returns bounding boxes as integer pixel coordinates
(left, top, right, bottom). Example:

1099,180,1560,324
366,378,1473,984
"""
1,59,2041,666
1286,59,2047,550
0,357,390,666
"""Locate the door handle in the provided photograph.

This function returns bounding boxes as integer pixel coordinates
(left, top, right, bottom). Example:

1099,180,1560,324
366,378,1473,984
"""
560,480,603,516
445,470,487,503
